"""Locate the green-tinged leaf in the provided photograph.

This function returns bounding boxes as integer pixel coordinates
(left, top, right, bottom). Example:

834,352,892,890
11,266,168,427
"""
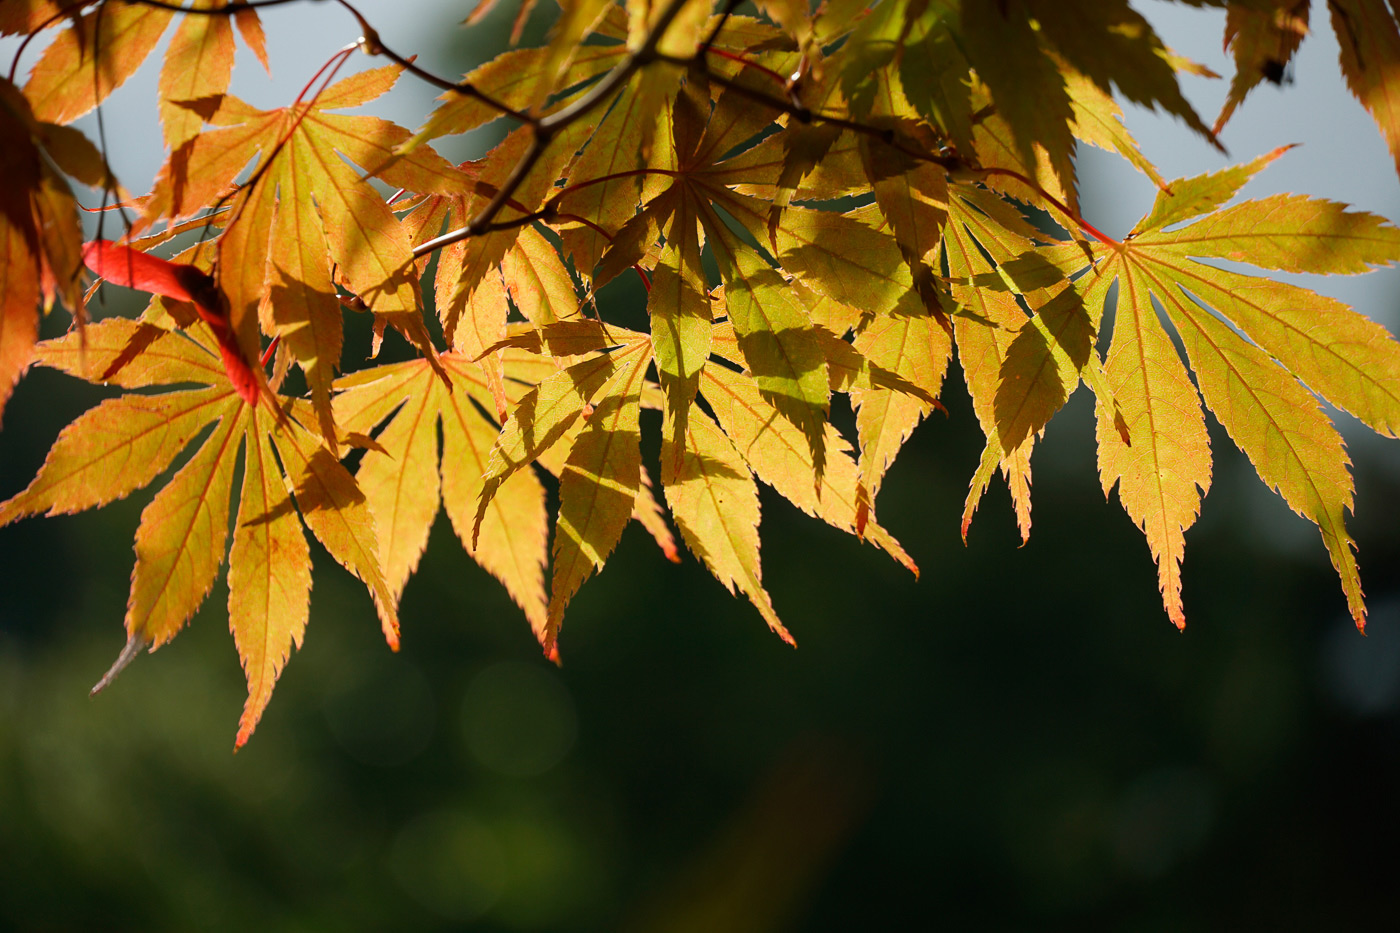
1216,0,1309,134
715,193,919,319
944,194,1036,541
594,185,681,289
531,0,613,112
1144,193,1400,274
661,404,794,645
271,417,400,649
545,347,651,650
699,364,918,575
229,419,311,750
127,404,243,647
651,191,712,467
1064,67,1168,192
706,124,864,201
994,285,1094,450
486,319,646,358
1151,262,1400,438
899,3,975,154
960,0,1075,194
1134,145,1292,235
704,211,830,476
968,102,1078,214
475,340,648,541
815,325,943,405
1148,263,1365,629
838,0,907,118
405,43,623,148
1028,0,1220,147
859,120,950,267
1096,259,1212,629
690,69,787,172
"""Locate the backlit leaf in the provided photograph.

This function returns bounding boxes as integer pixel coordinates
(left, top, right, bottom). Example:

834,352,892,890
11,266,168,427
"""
23,2,173,124
662,403,794,645
229,419,311,750
546,346,651,649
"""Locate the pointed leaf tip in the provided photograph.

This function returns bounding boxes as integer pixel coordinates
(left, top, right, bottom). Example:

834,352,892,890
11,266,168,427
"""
90,633,149,696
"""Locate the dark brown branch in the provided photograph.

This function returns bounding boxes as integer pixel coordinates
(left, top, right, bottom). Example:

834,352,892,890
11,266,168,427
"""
332,0,533,124
656,48,1120,247
105,0,306,14
414,0,698,258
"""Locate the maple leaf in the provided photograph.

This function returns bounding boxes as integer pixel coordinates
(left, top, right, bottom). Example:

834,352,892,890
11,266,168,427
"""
22,1,175,125
333,353,553,653
137,62,468,445
1330,0,1400,177
1065,150,1400,630
0,317,397,747
0,76,88,424
82,239,265,406
1215,0,1310,134
8,0,1400,746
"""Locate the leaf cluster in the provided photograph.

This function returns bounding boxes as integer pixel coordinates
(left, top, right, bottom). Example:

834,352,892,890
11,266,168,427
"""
4,0,1400,746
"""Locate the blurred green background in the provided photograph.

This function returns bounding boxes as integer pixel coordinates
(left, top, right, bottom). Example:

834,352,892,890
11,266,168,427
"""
4,2,1400,930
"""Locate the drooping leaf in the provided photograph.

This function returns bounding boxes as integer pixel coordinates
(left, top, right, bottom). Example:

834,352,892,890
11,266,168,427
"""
3,314,396,743
333,355,551,644
475,336,651,542
661,402,794,645
1331,0,1400,178
228,418,311,749
1216,0,1310,134
703,212,830,477
699,362,918,576
546,345,652,649
849,308,952,532
127,403,242,647
649,189,712,468
1066,156,1400,628
1094,257,1212,629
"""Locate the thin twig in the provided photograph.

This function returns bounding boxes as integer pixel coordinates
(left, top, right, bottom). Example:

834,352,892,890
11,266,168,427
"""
333,0,533,124
416,0,698,256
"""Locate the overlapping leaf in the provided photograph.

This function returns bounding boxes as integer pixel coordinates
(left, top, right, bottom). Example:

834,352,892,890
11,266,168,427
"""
333,354,552,649
1070,157,1400,628
0,316,396,747
7,0,1400,743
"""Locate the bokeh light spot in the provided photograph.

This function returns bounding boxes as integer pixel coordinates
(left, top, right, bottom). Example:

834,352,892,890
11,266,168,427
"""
460,661,577,777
